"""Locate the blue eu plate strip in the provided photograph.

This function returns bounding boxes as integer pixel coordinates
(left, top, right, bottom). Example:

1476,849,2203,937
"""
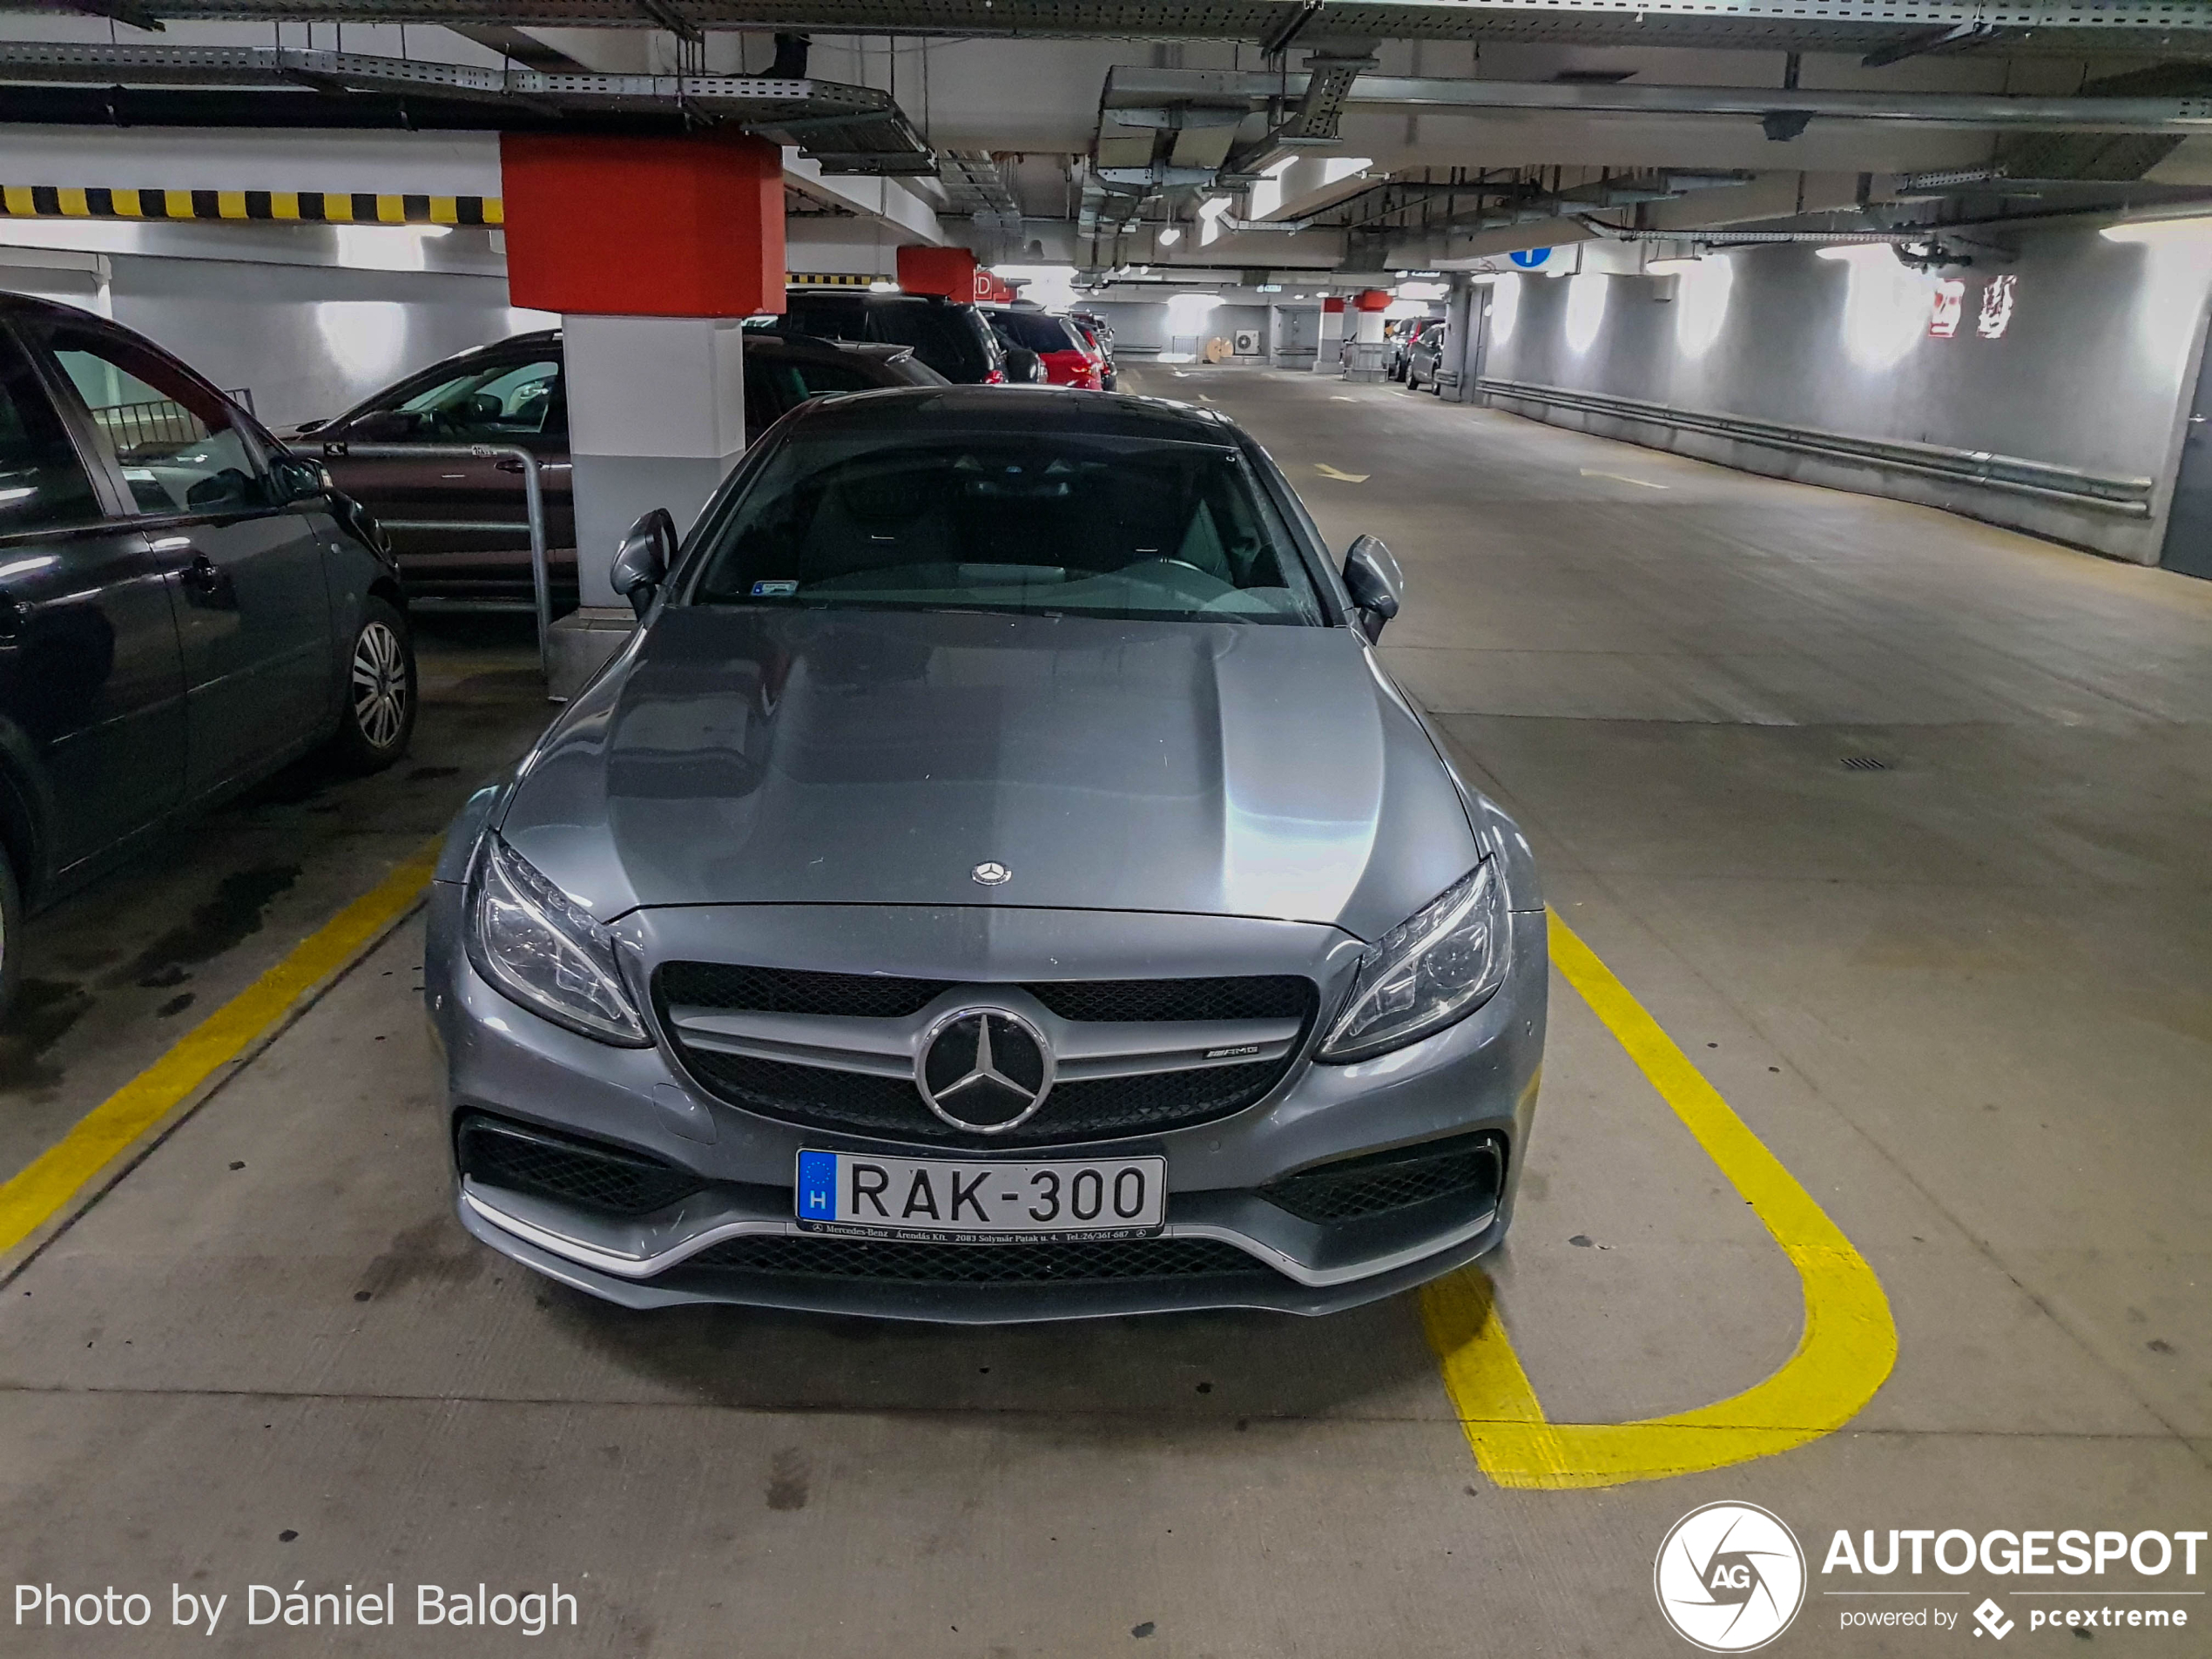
796,1150,839,1221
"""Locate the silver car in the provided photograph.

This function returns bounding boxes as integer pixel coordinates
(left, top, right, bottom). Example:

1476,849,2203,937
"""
425,387,1546,1323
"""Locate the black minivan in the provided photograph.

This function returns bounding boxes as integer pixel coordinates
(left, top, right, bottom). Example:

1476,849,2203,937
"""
0,296,415,1012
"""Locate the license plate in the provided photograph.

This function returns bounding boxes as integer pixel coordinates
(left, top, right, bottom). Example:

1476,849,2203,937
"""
794,1150,1167,1244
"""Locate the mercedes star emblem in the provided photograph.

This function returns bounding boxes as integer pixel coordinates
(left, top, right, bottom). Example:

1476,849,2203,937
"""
915,1006,1055,1133
972,860,1011,887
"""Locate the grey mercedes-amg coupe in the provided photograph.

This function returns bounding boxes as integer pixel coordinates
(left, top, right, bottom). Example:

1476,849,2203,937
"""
424,385,1546,1323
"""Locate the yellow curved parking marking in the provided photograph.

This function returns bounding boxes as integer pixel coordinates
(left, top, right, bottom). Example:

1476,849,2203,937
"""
0,845,439,1261
1420,907,1897,1489
1313,463,1370,482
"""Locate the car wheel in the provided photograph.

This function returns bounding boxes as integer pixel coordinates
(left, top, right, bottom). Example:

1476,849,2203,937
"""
330,597,417,773
0,840,21,1023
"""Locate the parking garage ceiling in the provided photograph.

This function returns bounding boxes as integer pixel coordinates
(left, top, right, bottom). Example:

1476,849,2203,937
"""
27,0,2212,57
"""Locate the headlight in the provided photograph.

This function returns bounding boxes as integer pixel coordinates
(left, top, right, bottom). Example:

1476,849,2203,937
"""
1318,860,1509,1062
465,836,649,1046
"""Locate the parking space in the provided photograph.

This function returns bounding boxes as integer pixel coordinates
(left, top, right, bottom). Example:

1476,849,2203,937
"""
0,615,550,1196
0,377,2201,1655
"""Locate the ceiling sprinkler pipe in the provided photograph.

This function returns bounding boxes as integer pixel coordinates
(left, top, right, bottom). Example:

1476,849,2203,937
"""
1571,220,1935,245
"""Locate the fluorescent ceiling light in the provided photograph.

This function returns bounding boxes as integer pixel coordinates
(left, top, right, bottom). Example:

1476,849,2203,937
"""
2101,215,2212,243
1263,157,1297,179
1643,258,1703,276
1815,244,1895,263
1157,226,1182,246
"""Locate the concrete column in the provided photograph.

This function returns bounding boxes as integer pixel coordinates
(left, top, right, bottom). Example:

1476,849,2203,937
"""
1441,280,1475,403
1313,300,1344,372
564,314,748,605
1343,290,1393,381
497,131,784,696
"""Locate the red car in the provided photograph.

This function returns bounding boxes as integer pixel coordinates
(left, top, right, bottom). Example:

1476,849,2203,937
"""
1069,315,1118,390
980,305,1103,390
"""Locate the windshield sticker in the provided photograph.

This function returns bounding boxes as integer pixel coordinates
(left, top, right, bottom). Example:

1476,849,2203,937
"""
751,580,799,597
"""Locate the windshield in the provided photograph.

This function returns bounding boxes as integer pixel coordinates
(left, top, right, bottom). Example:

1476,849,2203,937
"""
988,310,1082,354
689,429,1325,625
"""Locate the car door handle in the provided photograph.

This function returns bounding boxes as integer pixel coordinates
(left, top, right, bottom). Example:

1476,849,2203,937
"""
0,590,25,637
181,554,221,593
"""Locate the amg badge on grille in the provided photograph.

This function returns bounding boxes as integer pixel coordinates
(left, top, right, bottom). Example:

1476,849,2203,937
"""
971,860,1011,887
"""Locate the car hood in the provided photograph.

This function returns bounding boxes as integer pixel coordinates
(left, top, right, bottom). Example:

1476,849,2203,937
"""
498,606,1480,939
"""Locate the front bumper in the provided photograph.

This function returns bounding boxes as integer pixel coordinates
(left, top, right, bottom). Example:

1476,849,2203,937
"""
426,888,1546,1323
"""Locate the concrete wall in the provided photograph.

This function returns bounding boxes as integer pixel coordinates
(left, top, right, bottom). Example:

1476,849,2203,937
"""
0,219,536,430
1479,221,2212,563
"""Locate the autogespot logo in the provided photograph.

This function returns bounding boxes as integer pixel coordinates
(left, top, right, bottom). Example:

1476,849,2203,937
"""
1656,1502,1809,1653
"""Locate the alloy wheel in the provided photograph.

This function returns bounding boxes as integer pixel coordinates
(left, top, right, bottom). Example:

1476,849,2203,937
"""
350,619,408,751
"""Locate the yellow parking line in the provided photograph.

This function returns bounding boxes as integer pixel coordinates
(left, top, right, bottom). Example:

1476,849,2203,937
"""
0,844,440,1259
1420,907,1897,1488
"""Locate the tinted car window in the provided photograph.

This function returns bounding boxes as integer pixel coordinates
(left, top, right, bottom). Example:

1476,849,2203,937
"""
49,330,265,516
988,311,1081,354
0,334,100,535
397,356,563,439
691,429,1324,625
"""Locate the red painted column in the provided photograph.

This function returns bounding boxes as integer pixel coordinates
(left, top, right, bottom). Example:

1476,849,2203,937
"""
499,134,785,630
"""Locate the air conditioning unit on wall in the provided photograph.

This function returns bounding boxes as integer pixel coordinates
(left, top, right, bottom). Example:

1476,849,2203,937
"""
1232,329,1260,355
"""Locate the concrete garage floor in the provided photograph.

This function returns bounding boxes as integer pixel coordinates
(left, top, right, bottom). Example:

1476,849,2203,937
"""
0,373,2206,1656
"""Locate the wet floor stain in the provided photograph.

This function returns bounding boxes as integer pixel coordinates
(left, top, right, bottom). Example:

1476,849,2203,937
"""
0,978,94,1090
116,864,301,988
765,1448,811,1512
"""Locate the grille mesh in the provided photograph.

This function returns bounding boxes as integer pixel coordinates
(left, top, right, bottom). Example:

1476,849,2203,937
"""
681,1048,1294,1146
456,1115,703,1218
659,961,952,1019
1262,1135,1504,1225
661,967,1318,1144
661,963,1310,1025
687,1233,1262,1285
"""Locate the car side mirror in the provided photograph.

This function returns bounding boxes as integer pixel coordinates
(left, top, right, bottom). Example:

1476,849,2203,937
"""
1004,347,1045,384
1342,534,1403,642
610,507,678,621
268,454,327,503
292,417,327,436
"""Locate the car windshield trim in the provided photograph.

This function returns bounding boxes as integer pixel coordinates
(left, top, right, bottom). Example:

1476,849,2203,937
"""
682,426,1328,627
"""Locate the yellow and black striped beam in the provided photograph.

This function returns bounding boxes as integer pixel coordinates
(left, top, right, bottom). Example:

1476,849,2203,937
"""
0,186,502,225
785,272,879,287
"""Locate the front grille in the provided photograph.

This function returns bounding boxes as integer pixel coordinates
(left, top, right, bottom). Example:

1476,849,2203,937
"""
455,1114,703,1218
1262,1133,1505,1225
659,966,1318,1146
679,1049,1291,1147
686,1233,1263,1285
660,963,1310,1025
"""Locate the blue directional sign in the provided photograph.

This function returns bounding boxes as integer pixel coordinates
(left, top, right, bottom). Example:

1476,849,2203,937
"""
1508,247,1552,269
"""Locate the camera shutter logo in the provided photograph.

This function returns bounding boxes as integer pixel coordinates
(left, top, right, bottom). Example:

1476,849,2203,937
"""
1654,1502,1807,1652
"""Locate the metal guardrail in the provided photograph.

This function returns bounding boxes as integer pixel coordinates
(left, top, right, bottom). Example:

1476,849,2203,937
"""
312,441,553,673
1475,379,2155,516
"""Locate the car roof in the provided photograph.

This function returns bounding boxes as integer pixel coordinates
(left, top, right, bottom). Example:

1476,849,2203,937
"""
781,384,1240,442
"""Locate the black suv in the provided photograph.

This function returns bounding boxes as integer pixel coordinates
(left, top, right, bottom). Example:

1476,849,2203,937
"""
0,295,413,1011
753,289,1008,384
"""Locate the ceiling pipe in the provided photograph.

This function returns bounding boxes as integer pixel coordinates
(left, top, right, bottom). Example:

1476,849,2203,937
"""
1102,66,2212,133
